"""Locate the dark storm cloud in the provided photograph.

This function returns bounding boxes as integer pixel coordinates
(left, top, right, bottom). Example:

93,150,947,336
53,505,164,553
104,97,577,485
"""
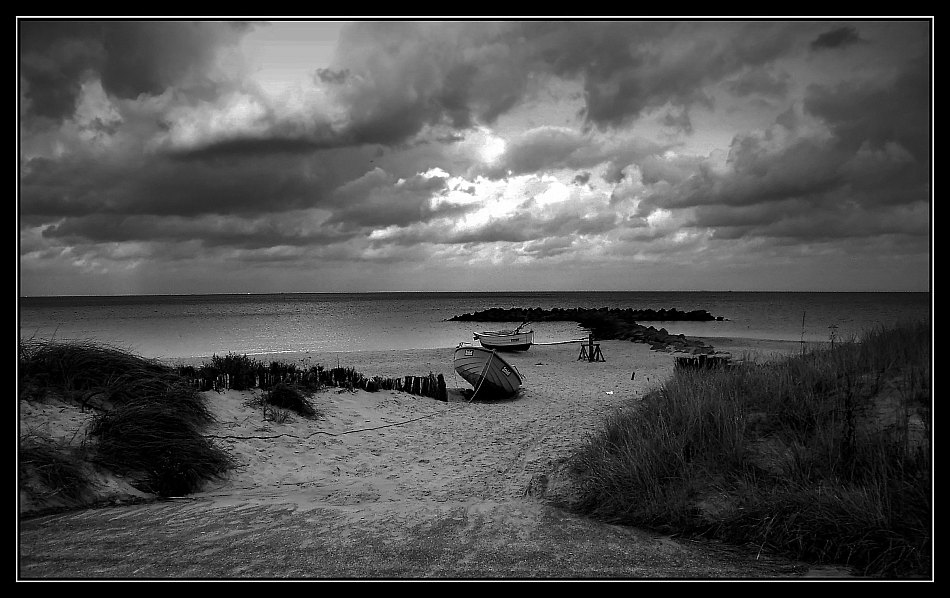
435,133,466,144
319,21,535,147
17,20,933,295
684,199,809,232
635,132,851,216
810,26,864,51
19,20,249,121
661,108,693,134
636,42,930,225
301,21,802,150
803,59,930,163
40,212,356,250
324,168,472,229
156,102,346,163
306,21,805,148
19,22,104,120
19,153,331,220
696,201,929,245
314,67,350,84
342,101,445,147
151,21,527,154
522,21,799,128
168,129,340,160
133,21,811,160
638,154,705,186
608,152,705,208
21,114,467,250
725,68,790,98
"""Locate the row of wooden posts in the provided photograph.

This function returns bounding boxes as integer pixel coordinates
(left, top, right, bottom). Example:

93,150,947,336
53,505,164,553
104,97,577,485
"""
175,364,449,402
673,353,733,370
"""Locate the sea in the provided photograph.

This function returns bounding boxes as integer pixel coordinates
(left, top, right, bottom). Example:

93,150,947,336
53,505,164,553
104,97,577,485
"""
18,291,932,361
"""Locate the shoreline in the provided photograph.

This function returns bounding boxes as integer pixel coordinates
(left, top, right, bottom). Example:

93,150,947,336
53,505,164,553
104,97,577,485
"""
161,335,816,371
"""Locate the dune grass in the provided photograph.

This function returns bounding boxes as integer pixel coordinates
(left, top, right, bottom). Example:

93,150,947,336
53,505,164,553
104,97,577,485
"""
88,398,234,496
242,381,321,424
19,340,234,501
18,431,93,504
566,320,931,578
261,382,319,418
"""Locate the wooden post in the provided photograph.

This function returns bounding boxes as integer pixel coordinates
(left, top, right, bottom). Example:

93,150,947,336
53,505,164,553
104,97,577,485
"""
437,374,447,401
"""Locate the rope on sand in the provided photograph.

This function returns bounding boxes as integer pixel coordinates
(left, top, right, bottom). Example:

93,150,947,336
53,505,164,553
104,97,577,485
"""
207,355,480,442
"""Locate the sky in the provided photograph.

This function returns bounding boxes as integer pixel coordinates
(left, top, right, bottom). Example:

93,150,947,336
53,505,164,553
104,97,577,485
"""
18,19,933,296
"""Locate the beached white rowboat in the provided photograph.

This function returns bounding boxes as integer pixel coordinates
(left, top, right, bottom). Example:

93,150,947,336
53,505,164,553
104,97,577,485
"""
473,323,534,351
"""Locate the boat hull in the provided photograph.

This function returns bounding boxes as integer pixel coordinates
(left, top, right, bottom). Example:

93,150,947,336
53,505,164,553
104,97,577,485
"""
473,330,534,351
453,345,523,398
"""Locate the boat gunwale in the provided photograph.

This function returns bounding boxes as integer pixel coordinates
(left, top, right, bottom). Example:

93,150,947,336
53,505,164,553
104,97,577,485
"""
474,330,534,336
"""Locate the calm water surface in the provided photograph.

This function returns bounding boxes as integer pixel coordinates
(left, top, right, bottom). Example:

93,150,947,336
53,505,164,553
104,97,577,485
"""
18,291,931,360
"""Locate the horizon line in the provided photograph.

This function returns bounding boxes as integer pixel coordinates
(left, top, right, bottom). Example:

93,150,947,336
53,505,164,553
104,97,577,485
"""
18,289,932,299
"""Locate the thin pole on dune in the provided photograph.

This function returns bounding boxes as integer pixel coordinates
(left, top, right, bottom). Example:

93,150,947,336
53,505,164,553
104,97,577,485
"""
801,311,806,356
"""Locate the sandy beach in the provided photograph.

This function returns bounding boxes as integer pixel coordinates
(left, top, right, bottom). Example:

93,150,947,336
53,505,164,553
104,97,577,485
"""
186,340,681,507
19,338,844,579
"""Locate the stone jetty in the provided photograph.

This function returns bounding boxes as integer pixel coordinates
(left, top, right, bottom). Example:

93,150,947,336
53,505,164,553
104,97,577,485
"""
448,306,726,355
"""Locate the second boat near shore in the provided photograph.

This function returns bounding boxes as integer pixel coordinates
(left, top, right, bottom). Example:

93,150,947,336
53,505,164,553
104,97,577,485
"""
473,321,534,351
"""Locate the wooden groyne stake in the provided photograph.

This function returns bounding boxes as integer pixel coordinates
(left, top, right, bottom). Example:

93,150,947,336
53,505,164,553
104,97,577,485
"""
176,364,447,401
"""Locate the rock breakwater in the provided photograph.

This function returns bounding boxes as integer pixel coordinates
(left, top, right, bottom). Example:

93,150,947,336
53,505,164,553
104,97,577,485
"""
448,307,725,354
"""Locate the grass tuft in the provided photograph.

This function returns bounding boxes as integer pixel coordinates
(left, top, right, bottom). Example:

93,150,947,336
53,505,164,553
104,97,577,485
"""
18,432,92,504
89,398,234,496
262,382,319,418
